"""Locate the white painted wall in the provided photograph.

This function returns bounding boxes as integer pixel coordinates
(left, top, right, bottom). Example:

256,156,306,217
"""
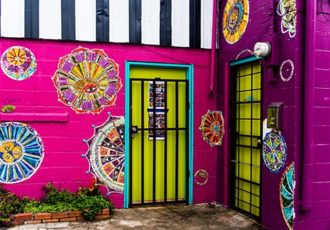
75,0,96,41
1,0,25,37
39,0,62,39
172,0,190,47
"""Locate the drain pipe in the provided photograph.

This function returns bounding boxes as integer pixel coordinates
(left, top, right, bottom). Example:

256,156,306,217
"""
209,0,217,97
301,0,316,210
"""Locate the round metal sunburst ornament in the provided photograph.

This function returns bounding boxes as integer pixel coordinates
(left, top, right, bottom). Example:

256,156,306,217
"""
199,110,225,147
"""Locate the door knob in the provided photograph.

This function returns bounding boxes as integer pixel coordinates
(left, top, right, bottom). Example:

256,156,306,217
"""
256,139,261,146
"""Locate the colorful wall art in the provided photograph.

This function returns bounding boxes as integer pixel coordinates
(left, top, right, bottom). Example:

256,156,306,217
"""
0,122,44,184
280,163,295,230
280,59,295,82
199,110,225,147
52,47,122,114
277,0,297,38
85,115,125,193
194,169,209,186
222,0,249,44
1,46,37,80
262,131,287,174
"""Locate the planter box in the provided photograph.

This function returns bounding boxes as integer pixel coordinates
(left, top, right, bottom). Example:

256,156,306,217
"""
10,209,110,226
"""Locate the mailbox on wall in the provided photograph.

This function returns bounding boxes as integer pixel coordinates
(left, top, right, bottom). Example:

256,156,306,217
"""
267,102,283,130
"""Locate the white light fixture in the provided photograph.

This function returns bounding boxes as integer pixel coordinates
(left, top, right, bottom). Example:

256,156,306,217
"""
254,42,271,57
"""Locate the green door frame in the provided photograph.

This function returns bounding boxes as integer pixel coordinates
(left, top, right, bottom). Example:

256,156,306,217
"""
124,61,194,208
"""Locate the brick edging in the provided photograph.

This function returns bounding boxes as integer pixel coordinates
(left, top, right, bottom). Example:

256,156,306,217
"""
11,208,110,225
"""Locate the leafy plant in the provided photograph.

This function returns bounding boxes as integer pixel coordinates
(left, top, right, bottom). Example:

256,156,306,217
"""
41,183,76,204
75,194,112,221
0,181,114,226
0,183,24,227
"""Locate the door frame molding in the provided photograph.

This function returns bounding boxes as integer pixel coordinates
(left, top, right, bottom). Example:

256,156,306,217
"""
124,61,194,208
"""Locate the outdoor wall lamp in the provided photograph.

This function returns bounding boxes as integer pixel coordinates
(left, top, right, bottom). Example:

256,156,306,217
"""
253,42,272,58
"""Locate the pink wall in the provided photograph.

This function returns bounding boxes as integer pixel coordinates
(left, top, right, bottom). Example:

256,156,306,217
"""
0,38,217,208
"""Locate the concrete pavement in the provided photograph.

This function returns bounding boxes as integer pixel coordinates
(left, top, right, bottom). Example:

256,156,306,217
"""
7,203,265,230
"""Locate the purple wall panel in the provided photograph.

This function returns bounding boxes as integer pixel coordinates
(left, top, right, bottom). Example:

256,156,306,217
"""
313,14,330,230
218,0,303,229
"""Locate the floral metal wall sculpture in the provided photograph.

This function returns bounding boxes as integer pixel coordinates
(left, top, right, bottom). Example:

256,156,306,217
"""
52,47,122,114
277,0,297,38
194,169,209,186
280,59,295,82
199,110,225,147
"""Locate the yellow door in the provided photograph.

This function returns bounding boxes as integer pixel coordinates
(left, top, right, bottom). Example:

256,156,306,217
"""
231,61,262,218
129,66,188,205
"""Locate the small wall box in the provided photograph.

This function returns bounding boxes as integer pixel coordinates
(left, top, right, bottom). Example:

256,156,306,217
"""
267,102,283,130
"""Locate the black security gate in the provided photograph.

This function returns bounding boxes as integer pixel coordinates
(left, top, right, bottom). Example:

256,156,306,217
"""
129,78,189,206
230,61,262,220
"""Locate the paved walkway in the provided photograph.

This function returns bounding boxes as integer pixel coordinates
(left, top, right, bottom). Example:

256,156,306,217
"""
7,204,265,230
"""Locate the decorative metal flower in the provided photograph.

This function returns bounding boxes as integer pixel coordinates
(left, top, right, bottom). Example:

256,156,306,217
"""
84,115,125,193
199,110,225,147
223,0,250,44
277,0,297,38
262,131,287,173
1,46,37,80
52,47,122,114
194,169,209,186
280,163,295,230
0,122,44,184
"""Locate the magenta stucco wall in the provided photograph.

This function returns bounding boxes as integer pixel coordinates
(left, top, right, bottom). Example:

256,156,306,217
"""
0,38,218,208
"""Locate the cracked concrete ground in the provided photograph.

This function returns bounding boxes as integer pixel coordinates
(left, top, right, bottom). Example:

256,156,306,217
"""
7,204,265,230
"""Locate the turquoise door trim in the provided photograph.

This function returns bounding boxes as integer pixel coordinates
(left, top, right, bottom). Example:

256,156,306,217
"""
124,61,194,208
230,56,263,67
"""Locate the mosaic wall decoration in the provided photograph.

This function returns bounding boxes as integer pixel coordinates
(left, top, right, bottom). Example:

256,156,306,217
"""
277,0,297,38
199,110,225,147
0,122,44,184
1,46,37,80
53,47,122,114
262,131,287,174
280,59,295,82
148,81,166,140
280,163,295,230
223,0,250,44
194,169,209,186
84,115,125,193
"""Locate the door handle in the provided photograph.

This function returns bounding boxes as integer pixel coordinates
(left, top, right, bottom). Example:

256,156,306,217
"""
131,126,138,134
256,138,262,147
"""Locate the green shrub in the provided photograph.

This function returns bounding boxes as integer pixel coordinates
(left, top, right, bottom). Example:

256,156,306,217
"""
0,184,24,227
41,183,76,204
74,194,112,221
0,182,114,226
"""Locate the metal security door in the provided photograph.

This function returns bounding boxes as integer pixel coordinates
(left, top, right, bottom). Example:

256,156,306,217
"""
129,76,189,206
230,61,262,219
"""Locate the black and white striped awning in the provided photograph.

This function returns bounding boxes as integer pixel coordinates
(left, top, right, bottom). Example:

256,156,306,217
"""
0,0,214,49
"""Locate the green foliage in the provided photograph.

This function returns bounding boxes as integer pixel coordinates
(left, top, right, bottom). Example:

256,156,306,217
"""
0,182,114,226
75,194,113,221
41,183,76,204
0,183,24,227
23,201,76,213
